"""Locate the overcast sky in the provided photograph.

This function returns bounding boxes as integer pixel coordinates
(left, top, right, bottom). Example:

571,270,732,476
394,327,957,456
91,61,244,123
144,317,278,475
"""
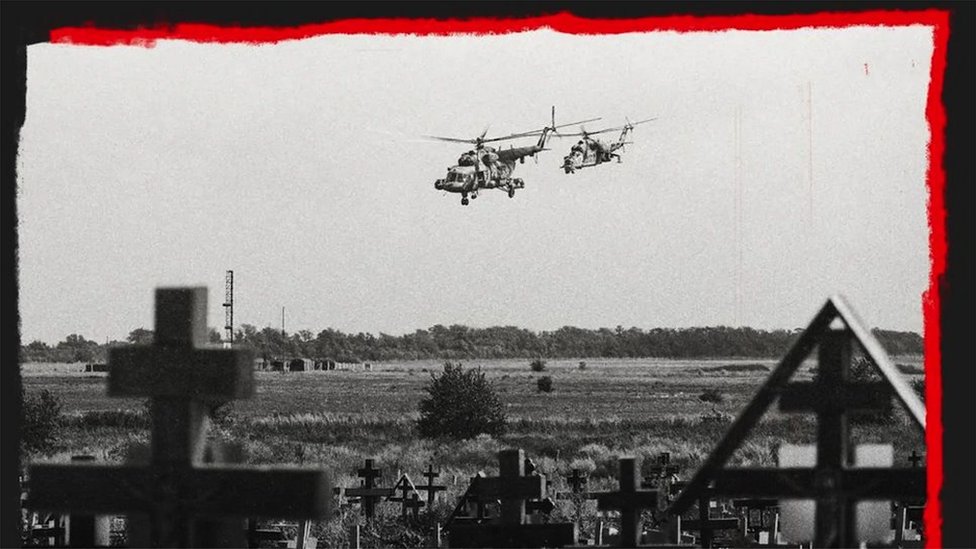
18,24,935,344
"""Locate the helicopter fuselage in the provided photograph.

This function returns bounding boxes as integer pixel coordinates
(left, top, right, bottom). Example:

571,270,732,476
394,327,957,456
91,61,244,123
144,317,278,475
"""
433,139,548,204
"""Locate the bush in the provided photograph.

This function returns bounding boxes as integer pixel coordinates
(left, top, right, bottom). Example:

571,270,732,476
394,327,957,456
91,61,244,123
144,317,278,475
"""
417,362,506,440
530,358,547,372
578,361,587,370
22,387,63,454
537,376,553,393
698,388,724,404
698,389,724,414
849,357,895,423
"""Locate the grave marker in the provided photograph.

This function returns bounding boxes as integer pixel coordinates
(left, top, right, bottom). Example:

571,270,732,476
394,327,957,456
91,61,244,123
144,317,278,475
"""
28,288,331,548
345,459,393,519
417,464,447,506
668,296,926,549
449,449,577,548
404,493,426,520
679,494,739,548
592,457,659,548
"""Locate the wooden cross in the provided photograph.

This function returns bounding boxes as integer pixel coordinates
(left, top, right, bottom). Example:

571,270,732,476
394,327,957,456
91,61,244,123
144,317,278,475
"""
346,458,393,519
593,457,658,548
417,464,446,506
449,450,577,548
387,473,419,502
566,469,588,494
28,288,331,548
403,493,425,520
473,449,543,525
669,298,927,549
693,331,925,547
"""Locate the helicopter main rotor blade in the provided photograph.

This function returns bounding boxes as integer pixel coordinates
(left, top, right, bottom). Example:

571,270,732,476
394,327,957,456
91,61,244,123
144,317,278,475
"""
626,117,658,127
551,117,601,131
424,135,479,144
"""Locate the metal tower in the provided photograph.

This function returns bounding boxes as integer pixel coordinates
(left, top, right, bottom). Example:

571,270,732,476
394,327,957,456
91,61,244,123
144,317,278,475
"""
223,270,234,345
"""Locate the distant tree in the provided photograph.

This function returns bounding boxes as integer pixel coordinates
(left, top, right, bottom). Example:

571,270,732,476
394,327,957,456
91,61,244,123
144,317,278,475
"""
22,386,63,455
417,362,506,440
530,358,547,372
57,334,98,362
126,328,154,346
208,327,223,344
537,376,553,393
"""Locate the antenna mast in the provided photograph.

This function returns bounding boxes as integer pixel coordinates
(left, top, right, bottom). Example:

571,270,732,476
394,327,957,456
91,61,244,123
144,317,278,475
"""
223,270,234,346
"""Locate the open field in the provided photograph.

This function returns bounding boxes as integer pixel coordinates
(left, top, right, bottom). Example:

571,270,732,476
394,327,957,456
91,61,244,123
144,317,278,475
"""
22,357,924,471
21,357,926,546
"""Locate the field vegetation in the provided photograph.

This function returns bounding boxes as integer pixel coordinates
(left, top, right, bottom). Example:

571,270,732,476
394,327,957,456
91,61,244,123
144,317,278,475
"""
21,356,925,546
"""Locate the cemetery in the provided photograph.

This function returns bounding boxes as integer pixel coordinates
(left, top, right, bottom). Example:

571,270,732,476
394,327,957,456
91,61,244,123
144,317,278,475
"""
18,286,928,548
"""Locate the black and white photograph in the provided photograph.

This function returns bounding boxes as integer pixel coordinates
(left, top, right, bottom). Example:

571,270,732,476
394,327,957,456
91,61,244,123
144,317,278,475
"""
6,4,973,549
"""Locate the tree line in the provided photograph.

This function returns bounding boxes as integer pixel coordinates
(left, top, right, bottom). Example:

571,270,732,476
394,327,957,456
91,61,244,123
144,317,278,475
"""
21,324,923,363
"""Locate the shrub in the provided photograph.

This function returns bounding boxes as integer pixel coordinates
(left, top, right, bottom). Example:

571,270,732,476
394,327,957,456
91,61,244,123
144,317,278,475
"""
530,358,547,372
537,376,553,393
417,362,506,440
578,361,587,370
22,387,63,454
698,388,725,414
849,357,894,424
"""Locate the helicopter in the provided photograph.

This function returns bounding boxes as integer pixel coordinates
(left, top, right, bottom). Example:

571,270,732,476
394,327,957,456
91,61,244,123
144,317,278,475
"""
560,117,656,174
429,107,599,205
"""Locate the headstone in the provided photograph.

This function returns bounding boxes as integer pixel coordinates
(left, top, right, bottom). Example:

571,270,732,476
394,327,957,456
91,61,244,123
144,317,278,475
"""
27,287,331,548
679,493,739,548
592,457,658,548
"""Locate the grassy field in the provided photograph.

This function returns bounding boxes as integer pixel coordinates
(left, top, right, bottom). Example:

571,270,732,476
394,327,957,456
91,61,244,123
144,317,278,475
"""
21,357,925,545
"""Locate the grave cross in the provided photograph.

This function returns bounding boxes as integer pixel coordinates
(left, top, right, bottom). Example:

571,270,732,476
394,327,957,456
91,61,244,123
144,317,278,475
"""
680,330,926,546
417,464,447,506
403,493,425,520
669,298,927,549
473,449,544,524
593,457,659,548
566,469,588,494
449,450,576,548
28,288,331,548
346,459,393,519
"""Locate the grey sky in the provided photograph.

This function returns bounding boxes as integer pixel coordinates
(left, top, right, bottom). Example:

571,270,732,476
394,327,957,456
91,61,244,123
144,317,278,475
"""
18,25,934,344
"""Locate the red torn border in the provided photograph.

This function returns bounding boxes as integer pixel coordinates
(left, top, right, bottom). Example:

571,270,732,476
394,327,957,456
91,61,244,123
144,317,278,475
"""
49,9,950,548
